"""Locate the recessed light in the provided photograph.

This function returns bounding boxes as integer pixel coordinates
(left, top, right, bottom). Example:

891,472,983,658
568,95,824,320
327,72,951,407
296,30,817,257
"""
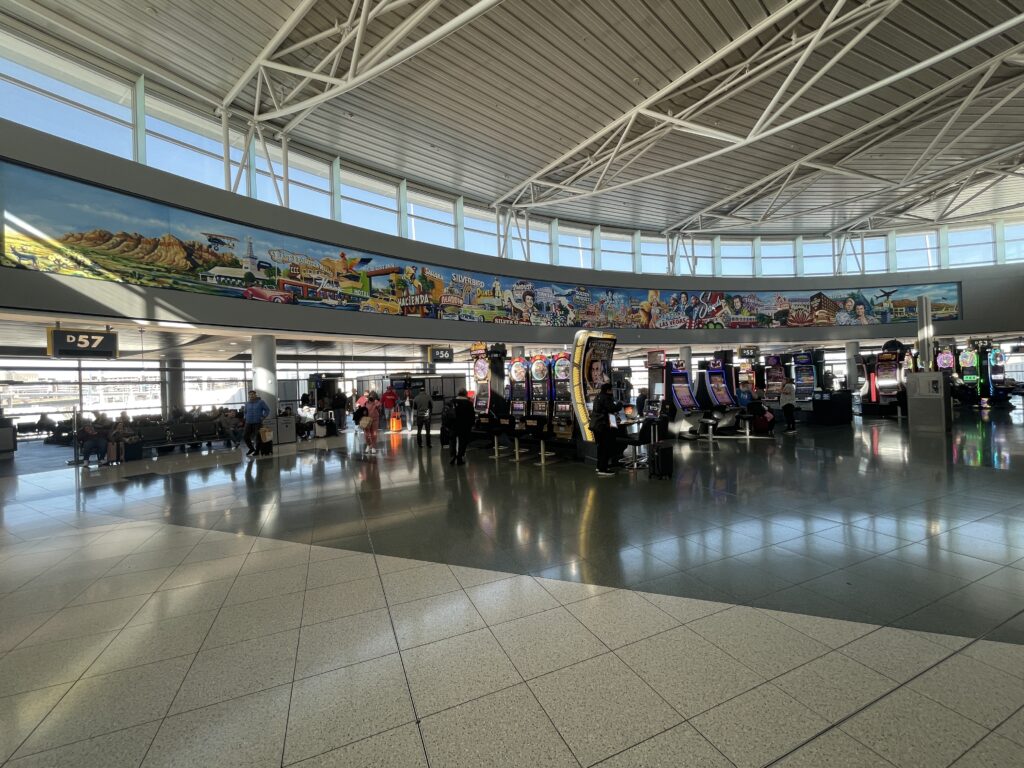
229,342,238,345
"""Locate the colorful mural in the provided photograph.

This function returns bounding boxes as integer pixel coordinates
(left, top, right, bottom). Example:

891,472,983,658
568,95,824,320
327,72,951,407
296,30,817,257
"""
0,161,961,329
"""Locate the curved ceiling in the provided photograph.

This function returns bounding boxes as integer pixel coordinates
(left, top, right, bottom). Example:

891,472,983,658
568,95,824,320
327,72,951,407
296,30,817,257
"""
4,0,1024,236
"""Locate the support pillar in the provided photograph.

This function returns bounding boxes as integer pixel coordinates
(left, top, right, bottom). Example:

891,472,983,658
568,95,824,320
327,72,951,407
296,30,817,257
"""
252,335,278,414
845,341,860,391
677,346,692,376
916,297,934,370
162,356,184,419
422,345,435,375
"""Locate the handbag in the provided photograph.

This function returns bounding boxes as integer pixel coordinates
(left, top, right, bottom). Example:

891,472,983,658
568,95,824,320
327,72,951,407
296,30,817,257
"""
359,416,372,430
258,426,273,443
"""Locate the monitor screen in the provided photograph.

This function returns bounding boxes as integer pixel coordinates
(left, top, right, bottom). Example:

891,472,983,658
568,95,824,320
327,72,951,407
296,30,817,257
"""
652,382,665,398
672,382,697,408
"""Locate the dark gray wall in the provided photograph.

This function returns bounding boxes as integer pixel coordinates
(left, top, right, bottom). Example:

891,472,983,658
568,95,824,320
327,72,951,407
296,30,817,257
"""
2,119,1022,346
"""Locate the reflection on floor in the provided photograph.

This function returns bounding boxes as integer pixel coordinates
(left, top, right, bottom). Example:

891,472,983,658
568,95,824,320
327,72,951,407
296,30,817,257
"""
0,414,1023,766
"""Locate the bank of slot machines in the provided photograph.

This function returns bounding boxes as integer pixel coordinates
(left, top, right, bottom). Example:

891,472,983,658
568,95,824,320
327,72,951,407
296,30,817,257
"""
792,352,817,401
735,361,755,393
764,356,786,401
959,350,980,391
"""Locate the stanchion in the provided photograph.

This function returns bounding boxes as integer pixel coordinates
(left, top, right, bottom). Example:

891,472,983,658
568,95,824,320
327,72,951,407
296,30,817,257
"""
511,435,532,463
67,407,85,466
491,434,501,460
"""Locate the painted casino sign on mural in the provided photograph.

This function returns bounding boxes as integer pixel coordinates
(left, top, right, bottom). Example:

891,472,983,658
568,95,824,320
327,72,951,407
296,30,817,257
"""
1,162,961,329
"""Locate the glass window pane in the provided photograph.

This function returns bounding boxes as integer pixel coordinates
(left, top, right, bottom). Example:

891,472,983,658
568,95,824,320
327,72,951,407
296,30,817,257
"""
144,133,224,188
408,190,454,225
465,229,498,256
288,183,331,219
342,199,398,235
529,243,551,264
602,250,633,272
641,254,667,273
803,256,834,275
465,207,497,234
0,79,132,158
340,170,397,210
948,226,992,247
558,245,592,268
948,243,994,267
409,217,454,248
720,241,752,259
761,257,794,276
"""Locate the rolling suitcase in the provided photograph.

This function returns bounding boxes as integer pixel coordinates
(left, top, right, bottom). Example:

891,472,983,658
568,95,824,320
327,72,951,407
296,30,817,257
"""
648,441,673,479
314,421,327,438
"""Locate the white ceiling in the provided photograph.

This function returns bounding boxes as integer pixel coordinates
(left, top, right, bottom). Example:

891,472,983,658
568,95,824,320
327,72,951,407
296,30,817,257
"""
4,0,1024,236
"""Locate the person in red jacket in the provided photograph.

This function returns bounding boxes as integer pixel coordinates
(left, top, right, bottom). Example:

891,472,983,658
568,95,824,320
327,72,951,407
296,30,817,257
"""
381,386,399,430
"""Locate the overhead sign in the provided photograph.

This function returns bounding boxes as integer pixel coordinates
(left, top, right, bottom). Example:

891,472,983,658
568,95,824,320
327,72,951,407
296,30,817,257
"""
739,346,760,359
47,328,119,359
429,346,454,363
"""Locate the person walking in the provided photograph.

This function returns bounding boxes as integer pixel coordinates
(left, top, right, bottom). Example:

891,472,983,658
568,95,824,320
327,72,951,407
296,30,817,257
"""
331,390,347,431
381,386,398,430
242,389,270,457
590,382,621,476
449,388,474,465
363,392,381,454
780,376,798,434
413,388,433,447
401,390,414,432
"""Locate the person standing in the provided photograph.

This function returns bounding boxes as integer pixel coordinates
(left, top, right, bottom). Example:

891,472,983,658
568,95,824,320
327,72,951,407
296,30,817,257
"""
635,387,648,417
401,390,414,432
363,392,381,454
590,382,621,476
331,390,347,431
381,386,398,430
413,388,433,447
449,388,474,465
780,376,797,434
242,390,270,457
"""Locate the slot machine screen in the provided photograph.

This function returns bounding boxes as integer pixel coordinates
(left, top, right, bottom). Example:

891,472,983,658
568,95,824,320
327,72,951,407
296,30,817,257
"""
672,382,697,409
936,351,955,371
511,401,526,415
709,373,732,405
652,382,664,399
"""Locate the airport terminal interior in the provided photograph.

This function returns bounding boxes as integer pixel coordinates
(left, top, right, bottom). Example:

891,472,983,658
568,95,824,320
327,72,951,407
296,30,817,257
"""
4,1,1024,767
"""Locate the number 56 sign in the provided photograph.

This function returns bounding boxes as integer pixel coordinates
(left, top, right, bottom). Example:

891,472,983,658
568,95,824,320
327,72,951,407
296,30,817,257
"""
47,328,119,359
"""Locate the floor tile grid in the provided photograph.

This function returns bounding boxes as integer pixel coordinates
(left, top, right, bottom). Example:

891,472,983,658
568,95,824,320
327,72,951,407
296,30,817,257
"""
756,603,1024,768
0,524,188,662
0,522,223,765
363,520,581,768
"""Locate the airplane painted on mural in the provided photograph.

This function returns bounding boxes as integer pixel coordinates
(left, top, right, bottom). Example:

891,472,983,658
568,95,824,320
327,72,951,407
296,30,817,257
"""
202,233,239,251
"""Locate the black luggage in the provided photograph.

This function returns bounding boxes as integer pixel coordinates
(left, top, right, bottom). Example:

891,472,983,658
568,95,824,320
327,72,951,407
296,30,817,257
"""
257,439,273,456
648,441,673,479
325,420,339,437
123,441,144,462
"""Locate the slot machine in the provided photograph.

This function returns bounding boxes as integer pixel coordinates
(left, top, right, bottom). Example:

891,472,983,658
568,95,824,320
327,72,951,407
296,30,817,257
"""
668,365,701,437
525,355,551,433
874,351,902,403
791,352,817,401
935,347,956,378
646,352,668,420
735,360,755,393
508,357,529,424
959,349,980,393
550,352,573,441
763,355,786,401
470,342,491,421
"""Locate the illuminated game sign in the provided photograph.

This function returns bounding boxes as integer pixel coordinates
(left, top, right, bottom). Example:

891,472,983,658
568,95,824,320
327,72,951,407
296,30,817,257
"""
571,330,616,443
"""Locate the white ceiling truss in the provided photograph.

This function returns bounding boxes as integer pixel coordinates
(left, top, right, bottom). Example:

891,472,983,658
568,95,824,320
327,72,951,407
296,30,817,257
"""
221,0,503,136
494,0,1024,237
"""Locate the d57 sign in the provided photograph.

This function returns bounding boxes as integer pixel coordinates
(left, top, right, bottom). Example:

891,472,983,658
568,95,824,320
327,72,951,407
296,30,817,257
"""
47,328,119,359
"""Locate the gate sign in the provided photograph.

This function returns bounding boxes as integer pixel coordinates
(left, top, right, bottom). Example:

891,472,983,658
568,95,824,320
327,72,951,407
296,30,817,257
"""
429,346,454,363
47,328,119,359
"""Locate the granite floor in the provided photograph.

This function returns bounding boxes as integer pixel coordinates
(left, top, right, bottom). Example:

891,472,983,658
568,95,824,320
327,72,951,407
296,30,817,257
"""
0,412,1023,766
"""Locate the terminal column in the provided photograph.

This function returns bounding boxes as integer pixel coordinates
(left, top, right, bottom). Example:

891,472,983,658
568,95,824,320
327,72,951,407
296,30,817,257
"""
845,342,859,390
678,346,692,376
161,356,184,419
251,335,278,414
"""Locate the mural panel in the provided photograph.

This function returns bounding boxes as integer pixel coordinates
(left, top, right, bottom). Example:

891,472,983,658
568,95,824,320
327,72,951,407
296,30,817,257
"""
1,161,961,329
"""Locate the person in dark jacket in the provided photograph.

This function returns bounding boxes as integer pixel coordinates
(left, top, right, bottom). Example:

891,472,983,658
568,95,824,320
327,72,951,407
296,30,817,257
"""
590,382,622,476
449,389,475,465
331,391,347,431
635,387,648,418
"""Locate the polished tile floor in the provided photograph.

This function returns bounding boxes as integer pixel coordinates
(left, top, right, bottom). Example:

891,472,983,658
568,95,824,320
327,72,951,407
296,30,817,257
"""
1,413,1023,766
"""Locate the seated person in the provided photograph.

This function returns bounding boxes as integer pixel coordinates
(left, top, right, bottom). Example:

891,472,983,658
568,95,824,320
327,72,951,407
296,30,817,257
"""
217,409,243,447
77,422,108,463
736,382,755,409
104,414,136,465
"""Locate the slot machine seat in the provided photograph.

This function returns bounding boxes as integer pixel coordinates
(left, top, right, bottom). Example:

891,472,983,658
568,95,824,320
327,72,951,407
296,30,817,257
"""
616,418,649,470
